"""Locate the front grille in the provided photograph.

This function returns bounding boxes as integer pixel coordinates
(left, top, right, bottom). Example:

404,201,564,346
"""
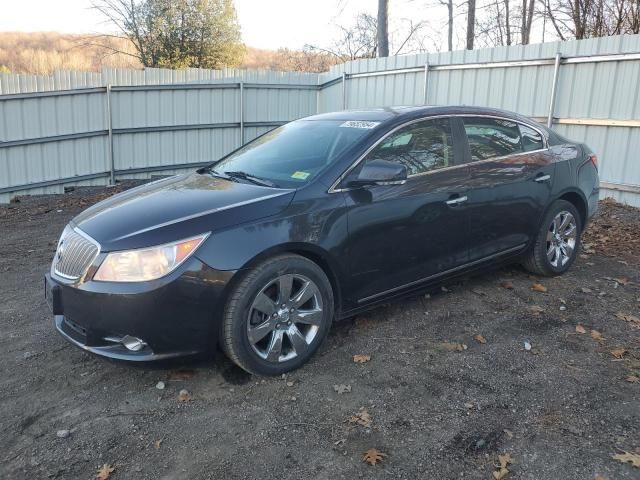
52,225,100,281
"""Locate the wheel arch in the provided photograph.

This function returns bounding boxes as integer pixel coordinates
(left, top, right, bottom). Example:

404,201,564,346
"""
237,243,344,315
555,189,588,230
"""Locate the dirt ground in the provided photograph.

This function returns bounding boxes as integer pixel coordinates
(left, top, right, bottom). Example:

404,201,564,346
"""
1,185,639,480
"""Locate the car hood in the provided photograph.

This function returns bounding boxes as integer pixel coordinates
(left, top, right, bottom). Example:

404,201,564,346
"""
72,173,295,251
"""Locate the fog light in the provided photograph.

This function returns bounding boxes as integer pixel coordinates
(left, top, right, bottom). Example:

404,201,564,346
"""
121,335,147,351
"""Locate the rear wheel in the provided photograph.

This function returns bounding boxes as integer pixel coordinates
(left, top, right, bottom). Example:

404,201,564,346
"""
522,200,582,276
221,254,334,375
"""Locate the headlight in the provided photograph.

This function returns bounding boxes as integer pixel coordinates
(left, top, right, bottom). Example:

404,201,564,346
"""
93,234,209,282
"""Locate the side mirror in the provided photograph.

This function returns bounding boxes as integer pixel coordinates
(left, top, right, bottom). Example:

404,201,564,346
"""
347,159,407,187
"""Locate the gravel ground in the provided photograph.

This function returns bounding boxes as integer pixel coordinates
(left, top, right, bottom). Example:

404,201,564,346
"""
1,185,639,480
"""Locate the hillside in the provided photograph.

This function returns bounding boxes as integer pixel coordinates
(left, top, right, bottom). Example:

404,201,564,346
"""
0,32,339,75
0,32,141,74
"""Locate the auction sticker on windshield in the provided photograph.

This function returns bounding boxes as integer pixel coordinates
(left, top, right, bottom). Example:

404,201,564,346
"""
340,120,380,129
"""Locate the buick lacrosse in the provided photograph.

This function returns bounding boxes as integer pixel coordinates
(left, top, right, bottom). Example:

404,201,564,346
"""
45,106,599,375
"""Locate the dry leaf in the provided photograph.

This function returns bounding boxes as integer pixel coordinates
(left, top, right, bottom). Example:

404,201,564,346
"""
531,283,547,293
493,453,513,479
590,329,605,342
610,347,627,359
493,467,510,480
581,287,593,293
498,453,514,468
96,464,115,480
353,354,371,363
594,476,608,480
612,451,640,468
615,312,640,328
441,342,467,352
362,448,386,466
154,439,162,449
333,384,351,394
178,389,192,402
501,281,514,290
168,369,196,381
348,408,372,427
474,334,487,344
576,324,587,334
529,305,545,315
625,375,639,383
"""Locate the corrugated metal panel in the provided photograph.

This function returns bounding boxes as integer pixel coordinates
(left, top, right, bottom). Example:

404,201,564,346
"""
2,35,640,206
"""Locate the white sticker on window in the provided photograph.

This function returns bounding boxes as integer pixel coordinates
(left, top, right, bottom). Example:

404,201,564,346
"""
340,120,380,129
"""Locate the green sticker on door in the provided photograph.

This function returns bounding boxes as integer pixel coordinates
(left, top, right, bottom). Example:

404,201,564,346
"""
291,171,310,180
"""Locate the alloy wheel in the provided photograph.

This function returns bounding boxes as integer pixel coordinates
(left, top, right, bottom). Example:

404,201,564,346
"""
546,210,577,268
246,274,323,363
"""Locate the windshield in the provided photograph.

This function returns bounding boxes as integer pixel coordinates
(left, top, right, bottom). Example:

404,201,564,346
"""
210,119,376,188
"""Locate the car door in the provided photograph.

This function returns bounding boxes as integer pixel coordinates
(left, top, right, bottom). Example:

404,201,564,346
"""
460,116,554,262
340,117,471,304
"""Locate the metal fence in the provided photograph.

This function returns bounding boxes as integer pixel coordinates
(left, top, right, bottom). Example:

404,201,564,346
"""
1,35,640,205
0,69,318,203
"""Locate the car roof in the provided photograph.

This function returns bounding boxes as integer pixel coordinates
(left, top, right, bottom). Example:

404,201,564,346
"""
302,105,542,129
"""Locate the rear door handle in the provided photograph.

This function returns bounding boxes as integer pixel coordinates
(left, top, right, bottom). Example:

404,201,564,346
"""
445,195,468,206
534,174,551,183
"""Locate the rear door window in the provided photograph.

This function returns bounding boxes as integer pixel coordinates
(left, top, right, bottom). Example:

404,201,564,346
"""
462,117,522,161
519,124,544,151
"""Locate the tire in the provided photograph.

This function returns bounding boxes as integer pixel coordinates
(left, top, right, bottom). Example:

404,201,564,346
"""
221,254,334,376
522,200,582,277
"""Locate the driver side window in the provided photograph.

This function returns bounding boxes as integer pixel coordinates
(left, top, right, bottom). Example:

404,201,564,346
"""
364,118,455,176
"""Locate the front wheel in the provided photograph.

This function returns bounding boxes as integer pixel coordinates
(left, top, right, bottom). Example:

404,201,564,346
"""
522,200,582,276
221,254,334,375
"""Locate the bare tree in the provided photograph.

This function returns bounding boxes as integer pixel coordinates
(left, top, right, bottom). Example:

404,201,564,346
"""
307,13,378,62
505,0,513,44
467,0,477,49
439,0,455,50
521,0,536,43
377,0,390,57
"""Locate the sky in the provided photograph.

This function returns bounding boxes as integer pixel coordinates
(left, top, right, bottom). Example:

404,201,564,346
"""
0,0,552,53
0,0,447,50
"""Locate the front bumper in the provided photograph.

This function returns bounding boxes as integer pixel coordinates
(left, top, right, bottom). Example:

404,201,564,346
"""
45,256,235,361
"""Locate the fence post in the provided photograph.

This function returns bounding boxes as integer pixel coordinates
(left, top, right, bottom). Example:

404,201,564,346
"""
547,52,562,128
239,81,245,145
423,62,429,105
105,84,115,185
342,72,347,110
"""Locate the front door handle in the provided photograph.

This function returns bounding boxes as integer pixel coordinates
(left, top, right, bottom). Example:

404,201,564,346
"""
445,195,468,206
534,174,551,183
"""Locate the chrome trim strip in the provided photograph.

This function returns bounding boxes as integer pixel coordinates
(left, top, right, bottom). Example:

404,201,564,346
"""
328,114,549,193
358,243,527,303
111,190,294,241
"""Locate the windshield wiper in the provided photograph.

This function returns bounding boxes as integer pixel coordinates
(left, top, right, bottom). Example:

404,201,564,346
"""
224,171,278,188
201,167,232,180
